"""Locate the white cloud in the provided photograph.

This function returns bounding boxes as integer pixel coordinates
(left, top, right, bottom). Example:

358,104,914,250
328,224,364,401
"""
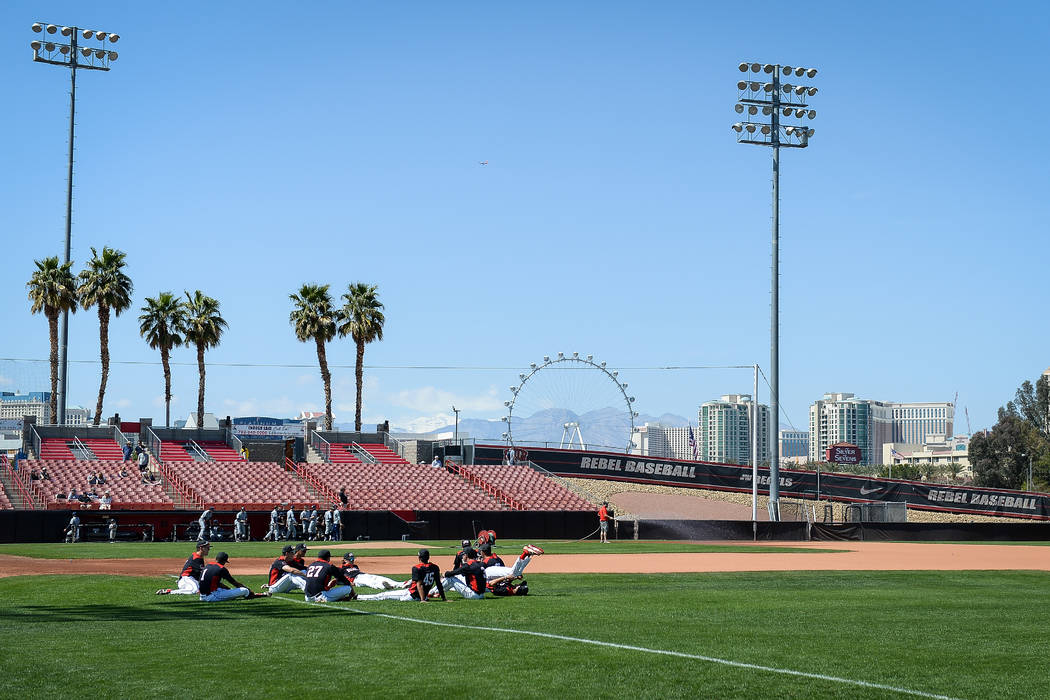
0,374,12,387
385,385,503,413
221,396,300,418
393,414,455,433
115,398,132,408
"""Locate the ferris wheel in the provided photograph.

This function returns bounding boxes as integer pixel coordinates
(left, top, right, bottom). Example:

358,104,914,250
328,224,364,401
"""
501,352,638,452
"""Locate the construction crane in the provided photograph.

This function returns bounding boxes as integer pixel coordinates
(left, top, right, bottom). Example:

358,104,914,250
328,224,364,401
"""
965,407,972,434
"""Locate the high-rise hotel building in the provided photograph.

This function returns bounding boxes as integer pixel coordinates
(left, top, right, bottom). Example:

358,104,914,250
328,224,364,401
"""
698,394,770,466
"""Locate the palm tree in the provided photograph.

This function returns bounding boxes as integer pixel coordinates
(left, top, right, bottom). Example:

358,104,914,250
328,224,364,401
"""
26,256,78,424
138,292,186,427
77,247,133,426
183,290,228,429
338,283,385,431
289,284,340,431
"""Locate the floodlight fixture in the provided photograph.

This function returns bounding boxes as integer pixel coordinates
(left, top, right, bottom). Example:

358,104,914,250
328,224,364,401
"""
29,20,123,425
731,61,820,517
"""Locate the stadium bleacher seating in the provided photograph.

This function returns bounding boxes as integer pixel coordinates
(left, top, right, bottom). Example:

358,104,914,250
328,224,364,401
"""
197,441,242,461
302,462,503,510
357,443,411,464
157,441,195,461
21,459,174,510
81,438,125,461
464,464,593,511
38,438,74,460
0,486,13,510
326,444,364,464
164,460,316,509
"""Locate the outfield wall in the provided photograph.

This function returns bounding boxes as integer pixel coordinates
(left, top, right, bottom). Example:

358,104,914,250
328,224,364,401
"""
474,444,1050,520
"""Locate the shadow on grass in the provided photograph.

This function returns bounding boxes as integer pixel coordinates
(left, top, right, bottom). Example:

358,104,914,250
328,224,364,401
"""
0,599,365,623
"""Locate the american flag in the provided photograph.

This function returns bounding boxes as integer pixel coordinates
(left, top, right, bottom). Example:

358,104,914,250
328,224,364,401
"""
688,426,698,460
891,448,905,461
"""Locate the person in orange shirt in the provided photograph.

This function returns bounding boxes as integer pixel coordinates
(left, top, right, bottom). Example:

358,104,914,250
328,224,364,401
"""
598,502,610,543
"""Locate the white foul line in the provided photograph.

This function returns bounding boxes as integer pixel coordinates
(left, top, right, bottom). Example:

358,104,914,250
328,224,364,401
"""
271,596,962,700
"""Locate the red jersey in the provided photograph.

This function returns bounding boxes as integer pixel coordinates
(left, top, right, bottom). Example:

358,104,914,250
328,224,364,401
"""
269,556,296,585
598,505,609,521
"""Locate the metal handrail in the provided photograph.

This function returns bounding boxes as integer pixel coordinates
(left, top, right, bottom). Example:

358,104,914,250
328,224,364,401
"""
112,425,129,448
186,439,213,462
384,432,407,459
350,441,378,464
145,426,162,461
30,425,42,459
158,462,203,509
287,457,339,505
227,430,243,458
1,455,36,510
311,431,331,462
71,435,89,459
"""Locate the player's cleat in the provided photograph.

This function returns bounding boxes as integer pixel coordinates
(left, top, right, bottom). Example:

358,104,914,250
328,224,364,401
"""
523,544,544,556
155,588,170,595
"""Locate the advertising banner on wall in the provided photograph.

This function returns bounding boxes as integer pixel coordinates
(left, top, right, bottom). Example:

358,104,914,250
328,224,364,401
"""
232,417,305,440
475,444,1050,520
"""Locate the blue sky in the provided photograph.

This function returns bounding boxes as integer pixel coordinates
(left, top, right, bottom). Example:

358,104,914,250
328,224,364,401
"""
1,1,1047,436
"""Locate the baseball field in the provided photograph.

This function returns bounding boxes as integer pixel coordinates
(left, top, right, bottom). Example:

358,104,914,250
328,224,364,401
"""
1,539,1048,699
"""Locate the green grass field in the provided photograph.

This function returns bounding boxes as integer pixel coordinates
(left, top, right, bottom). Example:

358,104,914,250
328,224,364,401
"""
1,543,1047,699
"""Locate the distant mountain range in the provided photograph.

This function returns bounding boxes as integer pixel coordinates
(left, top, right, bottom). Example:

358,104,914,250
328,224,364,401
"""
407,408,692,449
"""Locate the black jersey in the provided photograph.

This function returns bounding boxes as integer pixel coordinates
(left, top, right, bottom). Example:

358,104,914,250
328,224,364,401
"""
200,563,237,594
410,562,443,600
180,551,206,579
289,556,307,571
447,560,486,594
303,560,352,597
482,554,505,569
452,549,468,570
341,563,362,581
269,556,296,585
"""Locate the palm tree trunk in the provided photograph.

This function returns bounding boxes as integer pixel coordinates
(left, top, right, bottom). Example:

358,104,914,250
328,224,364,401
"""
196,343,206,428
315,336,332,431
355,339,365,431
94,304,110,426
162,346,172,427
48,309,59,424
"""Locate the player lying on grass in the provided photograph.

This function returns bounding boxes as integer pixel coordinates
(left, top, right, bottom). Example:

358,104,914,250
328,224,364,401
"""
479,543,543,581
356,549,446,602
199,552,270,602
303,549,357,602
156,540,210,595
262,544,307,593
339,552,405,590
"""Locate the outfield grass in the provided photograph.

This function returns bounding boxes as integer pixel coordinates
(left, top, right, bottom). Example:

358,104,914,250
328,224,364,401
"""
1,569,1046,698
0,540,842,560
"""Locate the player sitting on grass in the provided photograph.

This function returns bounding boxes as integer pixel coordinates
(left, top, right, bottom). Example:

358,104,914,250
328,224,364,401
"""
303,549,357,603
357,549,446,602
156,540,210,595
440,548,488,599
199,552,269,602
263,545,307,594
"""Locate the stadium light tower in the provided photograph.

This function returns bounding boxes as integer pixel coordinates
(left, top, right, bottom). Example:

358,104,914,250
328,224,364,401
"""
733,62,818,519
29,22,120,424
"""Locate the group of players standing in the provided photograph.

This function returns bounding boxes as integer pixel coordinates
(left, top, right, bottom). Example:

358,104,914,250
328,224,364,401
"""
261,504,342,542
155,530,542,603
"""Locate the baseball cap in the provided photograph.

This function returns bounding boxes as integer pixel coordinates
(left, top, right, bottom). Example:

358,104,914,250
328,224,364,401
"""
463,547,478,560
197,540,211,549
343,552,355,562
294,543,307,552
281,545,294,554
461,539,470,548
317,549,331,560
215,552,229,564
418,548,430,562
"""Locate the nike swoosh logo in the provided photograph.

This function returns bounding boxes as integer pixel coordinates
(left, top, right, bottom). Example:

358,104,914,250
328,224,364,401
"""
859,485,881,495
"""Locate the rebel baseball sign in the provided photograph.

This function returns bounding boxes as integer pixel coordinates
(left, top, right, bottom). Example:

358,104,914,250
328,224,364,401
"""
474,444,1050,520
825,443,861,465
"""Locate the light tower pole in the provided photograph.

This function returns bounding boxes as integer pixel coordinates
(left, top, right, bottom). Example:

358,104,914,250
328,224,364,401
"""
30,22,120,424
733,62,818,520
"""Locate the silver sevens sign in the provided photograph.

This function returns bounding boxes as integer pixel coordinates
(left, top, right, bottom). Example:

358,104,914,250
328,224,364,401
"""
826,442,861,465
